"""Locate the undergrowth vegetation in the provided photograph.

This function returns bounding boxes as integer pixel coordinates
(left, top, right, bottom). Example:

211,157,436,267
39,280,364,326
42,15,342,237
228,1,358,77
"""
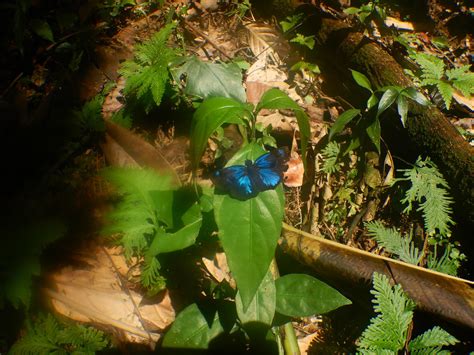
1,0,471,352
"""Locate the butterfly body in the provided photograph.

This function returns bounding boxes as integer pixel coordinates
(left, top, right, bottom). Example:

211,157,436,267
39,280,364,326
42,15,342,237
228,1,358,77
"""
212,148,289,200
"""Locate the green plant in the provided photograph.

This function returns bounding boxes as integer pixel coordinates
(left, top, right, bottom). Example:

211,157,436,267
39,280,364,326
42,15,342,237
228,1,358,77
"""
366,221,422,265
9,313,108,354
101,168,202,296
344,0,386,25
366,157,465,275
357,273,458,353
229,0,251,19
321,141,341,174
329,70,429,153
279,14,315,50
0,219,66,309
395,157,454,237
412,53,474,109
119,22,180,112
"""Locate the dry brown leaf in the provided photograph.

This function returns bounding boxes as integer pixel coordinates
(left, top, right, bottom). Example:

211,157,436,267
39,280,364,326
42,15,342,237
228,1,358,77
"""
244,22,284,63
202,252,236,289
45,245,175,346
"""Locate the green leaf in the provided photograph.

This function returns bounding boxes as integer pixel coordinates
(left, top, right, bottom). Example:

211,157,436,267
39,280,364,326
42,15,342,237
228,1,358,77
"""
366,118,381,153
367,93,379,109
147,203,202,255
396,95,408,127
328,109,360,141
414,53,445,81
344,7,361,15
436,81,453,109
290,34,315,50
409,326,458,351
190,97,247,167
377,88,399,118
101,168,175,258
119,23,178,112
401,87,430,106
279,13,303,33
30,19,54,42
162,303,224,349
214,144,285,310
357,273,415,352
236,267,276,327
171,56,247,102
366,221,422,265
256,88,310,166
351,70,373,92
275,274,351,317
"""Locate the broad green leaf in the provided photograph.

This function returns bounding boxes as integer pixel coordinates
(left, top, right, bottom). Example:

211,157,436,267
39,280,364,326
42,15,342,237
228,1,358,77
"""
377,88,399,118
190,97,247,167
436,81,453,109
275,274,351,317
171,56,246,102
366,118,381,153
236,267,276,327
279,13,303,33
214,143,285,310
396,95,408,127
147,203,202,256
367,93,379,109
162,303,224,349
290,34,315,50
30,19,54,42
328,109,360,141
256,88,310,166
351,70,373,92
344,7,361,15
401,87,430,106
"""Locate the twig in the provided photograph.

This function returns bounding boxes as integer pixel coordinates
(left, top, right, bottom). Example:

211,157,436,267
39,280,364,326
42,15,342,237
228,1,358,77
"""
183,19,232,60
101,246,155,348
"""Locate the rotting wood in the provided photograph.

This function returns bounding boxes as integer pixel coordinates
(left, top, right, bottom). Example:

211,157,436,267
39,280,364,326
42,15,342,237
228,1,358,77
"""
279,223,474,329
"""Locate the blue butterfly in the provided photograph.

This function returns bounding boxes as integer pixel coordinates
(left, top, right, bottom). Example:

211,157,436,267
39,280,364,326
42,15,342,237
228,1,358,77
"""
212,148,289,200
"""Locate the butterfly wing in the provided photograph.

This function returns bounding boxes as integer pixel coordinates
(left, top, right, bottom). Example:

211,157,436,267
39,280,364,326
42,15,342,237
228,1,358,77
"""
212,165,257,200
251,148,289,191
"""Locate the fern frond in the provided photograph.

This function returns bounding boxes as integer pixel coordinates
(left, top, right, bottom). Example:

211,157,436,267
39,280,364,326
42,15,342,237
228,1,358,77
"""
141,256,166,296
101,168,174,258
78,94,105,132
10,314,108,355
396,157,454,236
321,141,341,174
413,53,445,81
366,221,422,265
409,326,458,353
426,246,462,276
57,323,108,353
357,273,415,352
451,74,474,98
119,23,179,112
436,81,453,109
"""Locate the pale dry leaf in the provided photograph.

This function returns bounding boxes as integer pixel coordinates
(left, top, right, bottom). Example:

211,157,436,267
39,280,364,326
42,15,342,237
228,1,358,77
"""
46,245,175,345
245,22,282,63
453,91,474,111
202,252,236,288
284,153,304,187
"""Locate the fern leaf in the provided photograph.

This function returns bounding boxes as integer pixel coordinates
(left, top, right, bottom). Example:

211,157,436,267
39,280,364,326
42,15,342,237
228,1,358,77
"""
119,23,179,112
366,221,422,265
357,273,415,352
321,141,341,174
397,157,454,236
101,168,174,258
426,246,462,276
10,314,108,354
436,81,453,109
451,74,474,98
409,326,458,352
141,255,166,296
413,53,445,81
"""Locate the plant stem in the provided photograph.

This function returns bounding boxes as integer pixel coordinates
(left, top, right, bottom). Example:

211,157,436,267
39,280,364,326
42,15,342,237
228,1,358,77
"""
282,322,300,355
